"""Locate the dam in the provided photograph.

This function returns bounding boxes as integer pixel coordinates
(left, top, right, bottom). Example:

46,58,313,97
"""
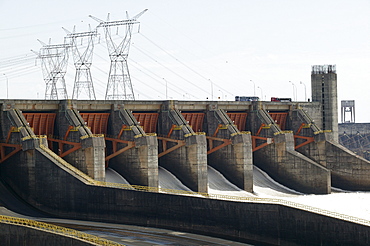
2,65,370,245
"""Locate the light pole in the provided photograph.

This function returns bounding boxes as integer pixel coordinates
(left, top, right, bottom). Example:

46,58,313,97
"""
3,74,8,99
289,81,297,101
209,79,214,100
218,90,224,100
257,86,263,101
250,80,256,96
300,81,307,101
163,78,168,100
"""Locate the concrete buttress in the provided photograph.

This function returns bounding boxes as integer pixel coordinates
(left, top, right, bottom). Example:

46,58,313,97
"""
158,101,207,193
107,104,158,187
56,100,105,181
205,105,253,192
249,101,331,194
293,107,370,190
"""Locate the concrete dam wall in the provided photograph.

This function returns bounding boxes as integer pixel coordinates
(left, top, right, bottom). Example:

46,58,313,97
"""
1,144,370,245
3,99,370,194
2,96,370,244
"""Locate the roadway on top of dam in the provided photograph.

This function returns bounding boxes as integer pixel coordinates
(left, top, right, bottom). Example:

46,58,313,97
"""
2,99,311,112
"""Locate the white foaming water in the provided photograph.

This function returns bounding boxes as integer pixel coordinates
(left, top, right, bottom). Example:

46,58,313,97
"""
109,165,370,221
284,192,370,220
207,166,253,197
105,168,131,185
210,165,370,221
252,166,302,197
158,166,192,191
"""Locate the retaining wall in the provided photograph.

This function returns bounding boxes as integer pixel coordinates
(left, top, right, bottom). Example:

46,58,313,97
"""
0,223,93,246
1,147,370,245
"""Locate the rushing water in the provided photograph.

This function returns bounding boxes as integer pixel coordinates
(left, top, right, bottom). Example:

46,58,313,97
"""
106,167,131,185
155,165,370,222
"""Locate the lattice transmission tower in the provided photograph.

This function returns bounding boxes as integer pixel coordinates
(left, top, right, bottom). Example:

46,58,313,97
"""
90,9,147,100
34,40,70,100
64,26,97,100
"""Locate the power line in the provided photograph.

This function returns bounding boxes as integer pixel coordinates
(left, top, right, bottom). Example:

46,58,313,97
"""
139,33,235,97
131,43,210,98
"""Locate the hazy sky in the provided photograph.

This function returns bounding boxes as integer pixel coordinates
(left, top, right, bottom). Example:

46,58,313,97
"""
1,0,370,121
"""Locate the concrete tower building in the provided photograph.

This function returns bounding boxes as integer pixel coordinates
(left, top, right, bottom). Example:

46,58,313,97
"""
311,64,338,142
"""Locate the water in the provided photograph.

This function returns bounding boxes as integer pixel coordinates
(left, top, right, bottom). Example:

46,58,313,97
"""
107,166,370,222
106,167,131,185
155,165,370,222
158,166,192,191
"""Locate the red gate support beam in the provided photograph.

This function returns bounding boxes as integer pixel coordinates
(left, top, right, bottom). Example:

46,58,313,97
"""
294,135,315,149
252,136,273,152
105,137,136,161
251,123,274,152
47,138,82,158
0,126,22,163
294,123,315,149
0,143,22,163
206,136,232,155
157,136,186,158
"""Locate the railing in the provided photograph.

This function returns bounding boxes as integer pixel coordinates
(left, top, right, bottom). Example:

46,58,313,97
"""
38,139,370,228
96,180,370,227
0,215,122,246
38,144,97,185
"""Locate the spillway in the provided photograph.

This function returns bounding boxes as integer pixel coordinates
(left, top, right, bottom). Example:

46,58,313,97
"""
107,164,302,198
157,165,370,222
207,166,253,197
158,166,192,191
107,164,370,222
207,165,301,198
252,166,302,197
105,168,131,185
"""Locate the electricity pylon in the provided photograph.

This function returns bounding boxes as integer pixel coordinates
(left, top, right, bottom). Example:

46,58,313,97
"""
34,39,70,100
64,26,97,100
90,9,147,100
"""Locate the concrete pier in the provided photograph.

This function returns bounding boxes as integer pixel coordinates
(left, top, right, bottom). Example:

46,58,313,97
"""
157,101,208,193
56,101,105,181
205,105,253,192
249,102,331,194
2,92,370,193
107,103,158,187
293,110,370,190
1,136,370,245
3,94,370,244
299,65,370,190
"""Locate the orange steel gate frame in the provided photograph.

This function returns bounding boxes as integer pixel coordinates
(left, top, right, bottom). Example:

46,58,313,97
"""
157,124,186,158
0,127,22,163
252,123,274,152
3,111,314,164
294,123,315,149
206,124,232,155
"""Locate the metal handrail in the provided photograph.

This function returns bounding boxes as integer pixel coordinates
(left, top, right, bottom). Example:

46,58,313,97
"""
38,144,97,185
37,139,370,228
0,215,122,246
94,181,370,227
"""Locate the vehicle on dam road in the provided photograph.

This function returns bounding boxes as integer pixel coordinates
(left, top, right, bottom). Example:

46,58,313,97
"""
235,96,259,101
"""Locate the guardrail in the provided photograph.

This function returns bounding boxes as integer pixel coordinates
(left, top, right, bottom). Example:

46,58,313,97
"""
95,181,370,227
38,139,370,228
0,215,123,246
38,144,97,185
